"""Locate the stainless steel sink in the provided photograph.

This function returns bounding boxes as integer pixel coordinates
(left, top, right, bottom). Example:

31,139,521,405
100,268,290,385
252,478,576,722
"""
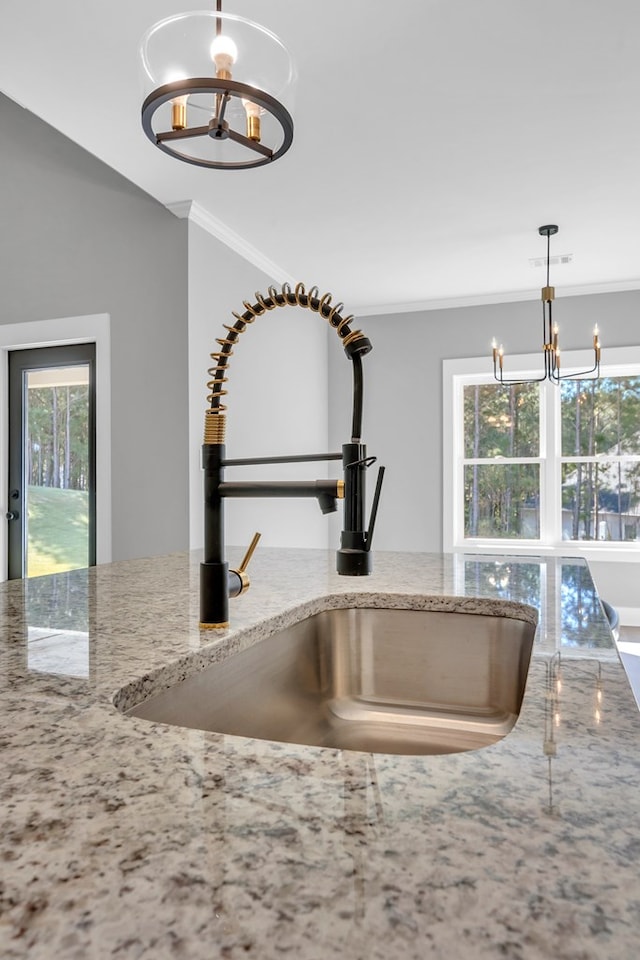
126,604,536,755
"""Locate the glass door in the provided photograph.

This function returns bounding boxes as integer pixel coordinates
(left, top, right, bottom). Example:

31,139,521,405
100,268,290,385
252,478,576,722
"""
7,344,96,579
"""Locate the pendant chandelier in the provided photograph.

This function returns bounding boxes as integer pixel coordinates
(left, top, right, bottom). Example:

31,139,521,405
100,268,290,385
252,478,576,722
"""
140,1,295,169
492,225,602,385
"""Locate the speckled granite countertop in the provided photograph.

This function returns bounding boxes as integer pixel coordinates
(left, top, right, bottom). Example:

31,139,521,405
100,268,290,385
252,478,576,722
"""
1,549,639,960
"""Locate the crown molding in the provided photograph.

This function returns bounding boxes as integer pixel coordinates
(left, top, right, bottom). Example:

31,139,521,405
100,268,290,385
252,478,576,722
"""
167,200,640,318
353,279,640,317
166,200,295,285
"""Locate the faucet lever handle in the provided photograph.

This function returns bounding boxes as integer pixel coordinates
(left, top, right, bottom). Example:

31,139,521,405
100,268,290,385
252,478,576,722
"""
229,533,261,597
237,531,262,574
229,532,261,598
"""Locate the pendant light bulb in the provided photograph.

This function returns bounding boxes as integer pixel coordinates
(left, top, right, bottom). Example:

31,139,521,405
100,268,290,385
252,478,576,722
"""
242,98,261,141
211,34,238,78
165,71,189,130
171,95,188,130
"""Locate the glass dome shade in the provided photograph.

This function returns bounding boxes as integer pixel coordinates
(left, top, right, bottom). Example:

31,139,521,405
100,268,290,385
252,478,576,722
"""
139,10,296,169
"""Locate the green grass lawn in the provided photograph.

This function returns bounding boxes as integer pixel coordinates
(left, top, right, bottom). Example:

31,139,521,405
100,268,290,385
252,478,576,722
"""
27,485,89,577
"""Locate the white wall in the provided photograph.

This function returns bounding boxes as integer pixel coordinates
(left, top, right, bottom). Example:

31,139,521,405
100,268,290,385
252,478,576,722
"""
188,222,332,550
589,563,639,627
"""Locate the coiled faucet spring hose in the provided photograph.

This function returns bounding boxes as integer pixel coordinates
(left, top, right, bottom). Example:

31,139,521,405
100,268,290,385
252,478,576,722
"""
205,282,372,444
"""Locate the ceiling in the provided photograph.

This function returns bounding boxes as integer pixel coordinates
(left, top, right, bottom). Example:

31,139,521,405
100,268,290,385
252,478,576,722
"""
2,0,640,315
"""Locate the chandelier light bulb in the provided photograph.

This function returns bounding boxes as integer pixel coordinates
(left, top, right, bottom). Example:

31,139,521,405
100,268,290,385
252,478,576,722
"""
211,33,238,77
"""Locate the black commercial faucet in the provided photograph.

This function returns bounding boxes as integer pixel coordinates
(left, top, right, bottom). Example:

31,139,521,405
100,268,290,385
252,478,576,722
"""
199,283,385,629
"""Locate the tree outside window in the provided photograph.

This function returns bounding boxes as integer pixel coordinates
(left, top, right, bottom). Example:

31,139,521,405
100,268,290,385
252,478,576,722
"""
461,374,640,545
560,376,640,542
463,382,540,539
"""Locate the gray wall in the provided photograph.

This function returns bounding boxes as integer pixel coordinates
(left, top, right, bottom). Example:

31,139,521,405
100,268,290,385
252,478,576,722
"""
329,290,640,615
0,93,189,562
3,92,636,611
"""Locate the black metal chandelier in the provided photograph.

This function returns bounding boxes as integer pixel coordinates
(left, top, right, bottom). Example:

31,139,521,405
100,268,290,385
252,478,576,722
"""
140,1,295,170
492,225,602,385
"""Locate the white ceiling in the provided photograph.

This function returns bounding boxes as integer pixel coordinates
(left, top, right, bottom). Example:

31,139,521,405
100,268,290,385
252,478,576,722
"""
2,0,640,315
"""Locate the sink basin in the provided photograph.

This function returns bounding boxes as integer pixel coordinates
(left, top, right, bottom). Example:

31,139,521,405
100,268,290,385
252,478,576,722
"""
124,601,536,755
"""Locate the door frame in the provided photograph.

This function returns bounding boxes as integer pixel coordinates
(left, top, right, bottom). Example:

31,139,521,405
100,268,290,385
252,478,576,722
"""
8,343,97,579
1,314,111,582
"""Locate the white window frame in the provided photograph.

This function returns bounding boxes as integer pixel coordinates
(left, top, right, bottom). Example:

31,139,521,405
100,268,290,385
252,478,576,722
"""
443,346,640,565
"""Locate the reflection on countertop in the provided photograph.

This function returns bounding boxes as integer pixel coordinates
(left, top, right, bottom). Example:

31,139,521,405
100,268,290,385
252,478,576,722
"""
459,554,615,653
1,549,639,960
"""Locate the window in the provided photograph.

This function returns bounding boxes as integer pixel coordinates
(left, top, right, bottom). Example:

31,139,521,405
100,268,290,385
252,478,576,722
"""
560,377,640,542
463,381,541,540
443,347,640,559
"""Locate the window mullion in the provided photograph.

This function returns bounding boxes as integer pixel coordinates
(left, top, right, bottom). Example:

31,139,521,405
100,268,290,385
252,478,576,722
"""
541,382,561,545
